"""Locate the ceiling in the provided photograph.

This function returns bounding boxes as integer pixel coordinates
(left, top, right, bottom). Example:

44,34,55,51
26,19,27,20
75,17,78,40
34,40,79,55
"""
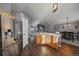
11,3,79,26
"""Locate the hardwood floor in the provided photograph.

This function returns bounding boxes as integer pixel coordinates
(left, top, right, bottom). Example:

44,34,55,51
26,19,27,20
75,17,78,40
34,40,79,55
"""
20,42,79,56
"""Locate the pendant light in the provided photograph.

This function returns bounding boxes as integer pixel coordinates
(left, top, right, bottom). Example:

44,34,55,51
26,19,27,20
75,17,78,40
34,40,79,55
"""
52,3,58,13
63,17,71,27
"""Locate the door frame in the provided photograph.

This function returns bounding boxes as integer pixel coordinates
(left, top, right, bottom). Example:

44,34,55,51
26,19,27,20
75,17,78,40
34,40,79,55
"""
0,15,2,56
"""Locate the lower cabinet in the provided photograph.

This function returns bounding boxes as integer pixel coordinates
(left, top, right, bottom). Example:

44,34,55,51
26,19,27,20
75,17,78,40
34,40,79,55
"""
3,41,21,56
36,33,60,49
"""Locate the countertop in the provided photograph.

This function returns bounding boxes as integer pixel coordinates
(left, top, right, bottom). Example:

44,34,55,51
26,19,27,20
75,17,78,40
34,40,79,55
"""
36,32,61,37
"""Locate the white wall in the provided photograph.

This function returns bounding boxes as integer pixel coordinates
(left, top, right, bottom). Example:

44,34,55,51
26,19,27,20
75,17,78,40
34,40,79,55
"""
0,4,12,40
12,12,22,39
0,3,11,12
0,4,12,41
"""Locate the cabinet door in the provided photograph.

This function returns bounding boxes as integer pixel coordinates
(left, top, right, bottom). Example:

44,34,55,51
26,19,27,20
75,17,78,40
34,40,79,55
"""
3,43,19,56
50,35,53,43
53,36,57,43
41,34,46,44
36,35,42,44
46,35,51,44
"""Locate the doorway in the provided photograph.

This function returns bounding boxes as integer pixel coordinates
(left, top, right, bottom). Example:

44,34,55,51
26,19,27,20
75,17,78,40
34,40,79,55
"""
13,20,23,52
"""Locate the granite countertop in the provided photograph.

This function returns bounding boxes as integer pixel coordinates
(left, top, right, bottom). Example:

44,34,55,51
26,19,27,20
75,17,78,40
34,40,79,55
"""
36,32,61,37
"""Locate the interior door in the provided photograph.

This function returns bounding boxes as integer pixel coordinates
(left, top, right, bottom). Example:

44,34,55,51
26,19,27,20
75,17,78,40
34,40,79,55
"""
22,17,28,48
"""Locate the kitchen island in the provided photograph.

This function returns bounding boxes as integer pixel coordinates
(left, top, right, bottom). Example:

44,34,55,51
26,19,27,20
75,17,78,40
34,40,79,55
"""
35,32,61,49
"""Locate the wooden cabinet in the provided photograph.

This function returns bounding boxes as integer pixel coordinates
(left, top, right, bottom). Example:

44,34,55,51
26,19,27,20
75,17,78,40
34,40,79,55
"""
3,40,21,56
47,35,59,49
46,35,51,43
36,34,42,44
36,33,60,49
36,34,51,44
